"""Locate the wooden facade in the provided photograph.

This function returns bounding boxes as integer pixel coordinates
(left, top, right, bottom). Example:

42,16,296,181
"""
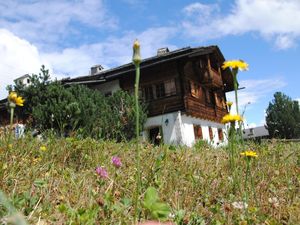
63,45,234,124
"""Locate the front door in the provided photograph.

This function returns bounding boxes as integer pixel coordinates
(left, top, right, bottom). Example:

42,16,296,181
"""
149,126,162,145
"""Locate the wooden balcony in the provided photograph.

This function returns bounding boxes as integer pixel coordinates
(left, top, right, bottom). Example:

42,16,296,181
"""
185,96,228,123
202,68,223,89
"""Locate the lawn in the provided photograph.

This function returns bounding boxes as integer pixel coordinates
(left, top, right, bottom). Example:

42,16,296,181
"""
1,136,300,224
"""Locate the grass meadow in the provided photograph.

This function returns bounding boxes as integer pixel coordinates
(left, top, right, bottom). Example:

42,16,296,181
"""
0,136,299,224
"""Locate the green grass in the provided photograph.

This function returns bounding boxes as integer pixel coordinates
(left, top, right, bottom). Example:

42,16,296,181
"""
0,136,300,224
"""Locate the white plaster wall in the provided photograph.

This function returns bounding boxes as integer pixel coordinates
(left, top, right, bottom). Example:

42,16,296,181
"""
143,111,181,145
16,76,31,87
180,114,227,147
143,111,227,147
180,122,194,146
93,80,120,94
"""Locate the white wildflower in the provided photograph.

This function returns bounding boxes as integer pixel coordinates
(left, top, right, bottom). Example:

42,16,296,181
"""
232,201,248,209
268,197,279,208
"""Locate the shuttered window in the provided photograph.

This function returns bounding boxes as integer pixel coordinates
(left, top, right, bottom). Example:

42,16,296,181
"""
218,128,223,141
143,85,154,101
193,125,203,140
156,83,165,98
209,127,213,140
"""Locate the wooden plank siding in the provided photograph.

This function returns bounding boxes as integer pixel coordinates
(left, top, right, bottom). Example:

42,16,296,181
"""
181,55,228,123
120,61,185,117
146,95,184,116
184,96,227,122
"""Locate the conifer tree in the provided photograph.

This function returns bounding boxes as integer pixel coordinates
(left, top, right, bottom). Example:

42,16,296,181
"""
266,92,300,139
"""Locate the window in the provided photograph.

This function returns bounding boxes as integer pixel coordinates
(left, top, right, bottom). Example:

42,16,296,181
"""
144,79,176,100
193,125,203,140
165,79,176,96
143,85,154,101
190,81,200,98
205,89,215,105
218,128,223,141
249,128,254,136
156,83,165,98
215,93,223,107
209,127,213,140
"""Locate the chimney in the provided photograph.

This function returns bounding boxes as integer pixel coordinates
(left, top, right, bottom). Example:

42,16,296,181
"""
157,47,169,56
90,65,104,75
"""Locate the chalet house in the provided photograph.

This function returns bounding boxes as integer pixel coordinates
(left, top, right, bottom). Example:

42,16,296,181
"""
62,46,234,146
14,74,31,87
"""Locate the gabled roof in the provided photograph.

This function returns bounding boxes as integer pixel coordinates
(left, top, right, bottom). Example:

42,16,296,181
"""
62,45,234,91
243,126,269,139
14,74,31,82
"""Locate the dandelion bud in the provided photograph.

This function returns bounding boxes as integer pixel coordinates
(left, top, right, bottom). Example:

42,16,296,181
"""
132,39,141,66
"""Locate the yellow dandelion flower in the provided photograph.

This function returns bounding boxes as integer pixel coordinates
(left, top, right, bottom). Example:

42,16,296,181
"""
222,60,249,71
8,92,18,102
40,146,47,151
15,96,25,106
8,144,13,149
8,92,24,107
221,114,243,124
240,150,258,158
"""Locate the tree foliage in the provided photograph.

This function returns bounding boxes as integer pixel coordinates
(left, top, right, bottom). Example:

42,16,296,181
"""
11,66,147,140
266,92,300,139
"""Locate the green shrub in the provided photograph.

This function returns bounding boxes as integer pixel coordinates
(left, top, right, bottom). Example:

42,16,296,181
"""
10,66,147,141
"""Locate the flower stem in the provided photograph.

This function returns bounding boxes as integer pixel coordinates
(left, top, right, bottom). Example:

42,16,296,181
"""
134,62,141,222
232,70,239,115
233,69,244,141
8,106,15,148
10,107,14,129
244,158,250,214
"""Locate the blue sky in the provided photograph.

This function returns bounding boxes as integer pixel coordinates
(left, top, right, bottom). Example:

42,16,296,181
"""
0,0,300,127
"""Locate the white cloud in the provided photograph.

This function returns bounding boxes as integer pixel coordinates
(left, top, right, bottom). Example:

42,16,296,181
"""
43,27,178,76
0,24,176,98
183,2,219,18
226,77,287,114
0,26,177,99
275,34,296,49
0,29,48,98
182,0,300,49
0,0,117,47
